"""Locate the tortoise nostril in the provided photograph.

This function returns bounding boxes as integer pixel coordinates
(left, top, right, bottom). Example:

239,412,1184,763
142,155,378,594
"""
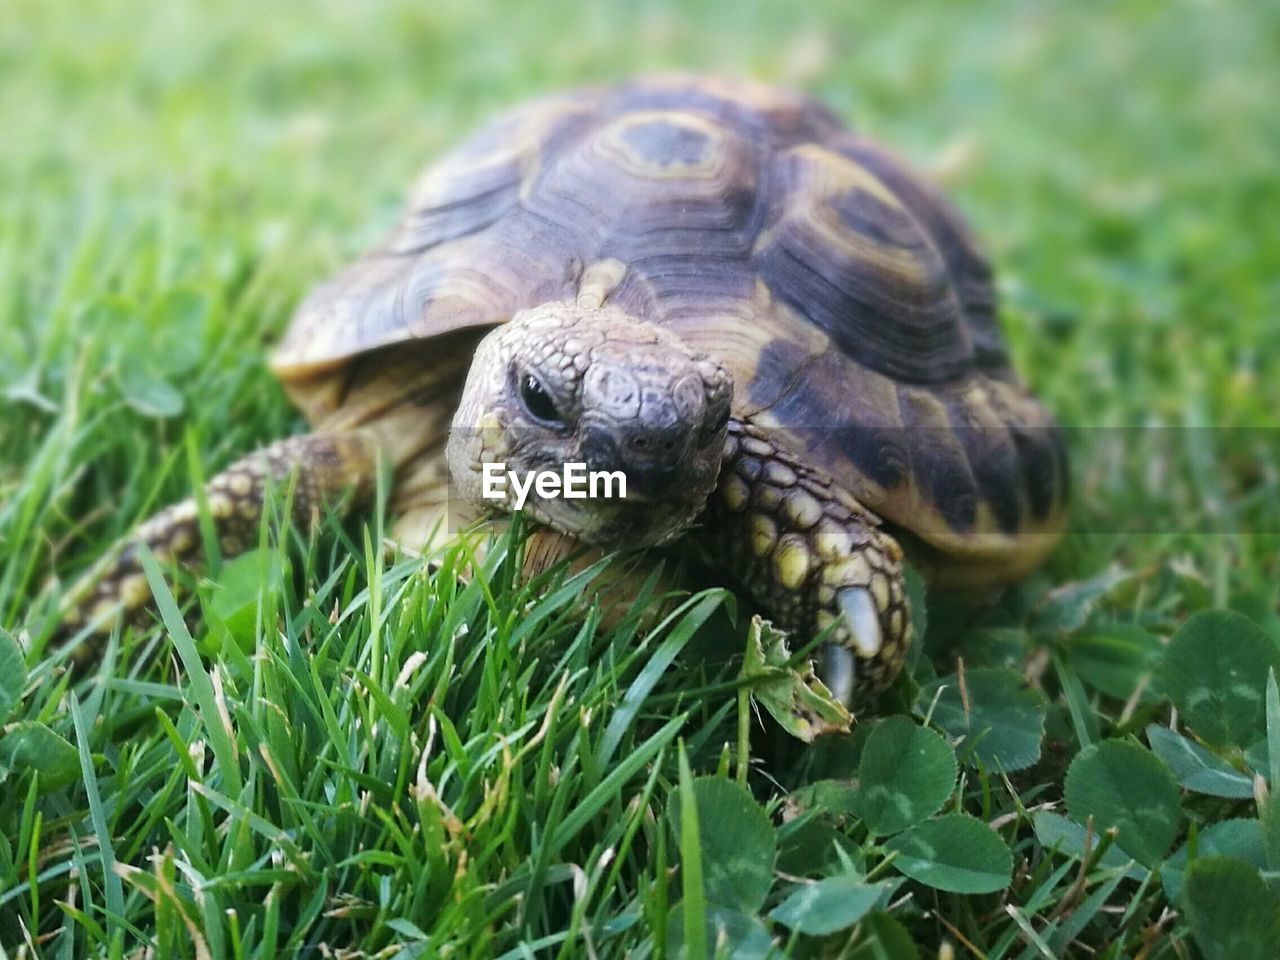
628,429,680,457
631,434,679,452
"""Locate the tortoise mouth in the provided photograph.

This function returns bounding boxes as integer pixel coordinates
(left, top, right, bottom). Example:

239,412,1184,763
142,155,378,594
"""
528,491,699,550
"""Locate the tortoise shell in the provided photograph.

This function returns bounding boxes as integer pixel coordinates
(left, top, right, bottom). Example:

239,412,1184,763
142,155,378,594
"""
274,75,1067,583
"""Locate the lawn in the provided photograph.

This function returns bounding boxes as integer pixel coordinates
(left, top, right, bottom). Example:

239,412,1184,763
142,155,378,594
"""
2,0,1279,956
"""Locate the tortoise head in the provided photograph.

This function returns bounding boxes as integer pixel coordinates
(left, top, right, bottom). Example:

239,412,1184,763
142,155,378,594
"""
447,302,733,547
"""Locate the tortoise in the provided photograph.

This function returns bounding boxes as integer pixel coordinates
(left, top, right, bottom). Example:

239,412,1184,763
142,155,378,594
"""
63,75,1068,706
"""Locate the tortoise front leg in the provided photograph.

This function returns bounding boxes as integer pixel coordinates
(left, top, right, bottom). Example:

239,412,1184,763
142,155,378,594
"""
702,420,912,708
59,431,378,646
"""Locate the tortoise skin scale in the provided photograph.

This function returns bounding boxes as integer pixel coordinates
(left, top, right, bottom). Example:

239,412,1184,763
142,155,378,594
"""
277,75,1067,586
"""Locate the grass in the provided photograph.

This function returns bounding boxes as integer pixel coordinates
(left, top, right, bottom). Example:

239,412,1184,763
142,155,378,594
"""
2,0,1279,955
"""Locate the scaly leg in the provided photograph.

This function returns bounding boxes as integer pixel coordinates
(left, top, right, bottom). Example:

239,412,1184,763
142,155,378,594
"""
701,420,912,707
59,432,378,646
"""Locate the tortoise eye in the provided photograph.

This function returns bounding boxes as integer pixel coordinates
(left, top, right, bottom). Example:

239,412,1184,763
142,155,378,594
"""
519,373,563,425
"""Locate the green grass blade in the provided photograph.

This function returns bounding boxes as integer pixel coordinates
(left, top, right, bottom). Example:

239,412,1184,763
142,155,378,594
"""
70,696,126,931
677,740,707,960
597,590,728,769
138,545,243,796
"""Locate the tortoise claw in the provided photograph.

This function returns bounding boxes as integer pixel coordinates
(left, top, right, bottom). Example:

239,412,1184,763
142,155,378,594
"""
838,585,884,660
820,587,885,706
822,644,856,708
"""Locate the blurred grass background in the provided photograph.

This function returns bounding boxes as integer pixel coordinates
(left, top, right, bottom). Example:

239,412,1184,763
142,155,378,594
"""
2,0,1279,955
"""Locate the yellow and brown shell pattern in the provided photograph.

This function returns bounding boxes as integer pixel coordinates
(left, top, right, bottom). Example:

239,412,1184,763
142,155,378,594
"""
275,75,1068,583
